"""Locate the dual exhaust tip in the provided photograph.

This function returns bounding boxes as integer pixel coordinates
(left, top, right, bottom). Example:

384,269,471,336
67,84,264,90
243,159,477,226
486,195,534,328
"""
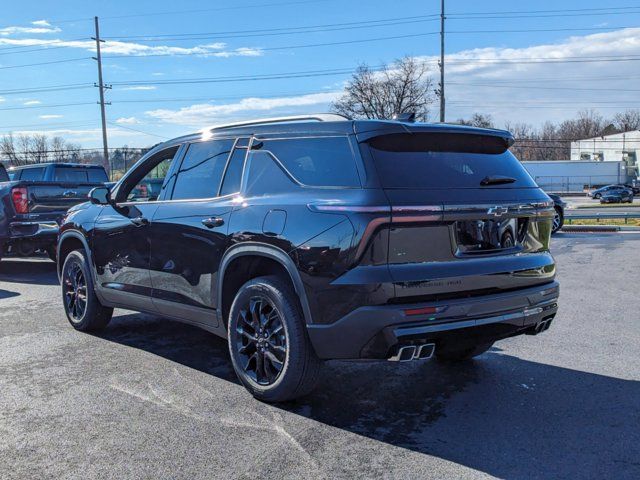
534,318,553,334
388,343,436,362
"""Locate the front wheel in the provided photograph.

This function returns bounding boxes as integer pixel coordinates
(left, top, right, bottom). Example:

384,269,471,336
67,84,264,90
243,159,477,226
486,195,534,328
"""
227,275,321,402
594,193,601,199
436,341,494,363
61,249,113,331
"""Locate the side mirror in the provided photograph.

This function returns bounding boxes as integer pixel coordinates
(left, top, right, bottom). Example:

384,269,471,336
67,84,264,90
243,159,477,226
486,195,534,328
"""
89,186,111,205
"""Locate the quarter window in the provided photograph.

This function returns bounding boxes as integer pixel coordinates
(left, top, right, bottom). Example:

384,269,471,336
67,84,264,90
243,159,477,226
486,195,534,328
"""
255,136,360,187
172,139,234,200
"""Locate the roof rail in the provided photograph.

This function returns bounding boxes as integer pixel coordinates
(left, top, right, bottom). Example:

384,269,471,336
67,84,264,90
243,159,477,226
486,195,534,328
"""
205,113,350,131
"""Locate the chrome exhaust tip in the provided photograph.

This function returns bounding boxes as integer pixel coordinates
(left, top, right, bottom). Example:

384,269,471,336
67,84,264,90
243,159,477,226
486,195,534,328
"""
416,343,436,360
388,343,436,361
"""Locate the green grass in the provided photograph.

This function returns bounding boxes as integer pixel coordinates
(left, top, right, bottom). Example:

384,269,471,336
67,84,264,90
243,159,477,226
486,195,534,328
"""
566,218,640,227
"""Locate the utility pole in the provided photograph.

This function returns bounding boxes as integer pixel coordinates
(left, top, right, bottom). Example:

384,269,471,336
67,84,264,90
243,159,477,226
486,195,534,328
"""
92,16,111,176
439,0,446,123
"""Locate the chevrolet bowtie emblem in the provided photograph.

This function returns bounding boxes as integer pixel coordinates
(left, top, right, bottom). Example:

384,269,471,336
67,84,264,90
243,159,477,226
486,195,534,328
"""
487,206,508,217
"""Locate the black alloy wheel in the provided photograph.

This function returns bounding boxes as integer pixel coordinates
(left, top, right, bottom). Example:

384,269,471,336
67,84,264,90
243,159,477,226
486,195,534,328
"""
64,261,87,323
235,296,288,386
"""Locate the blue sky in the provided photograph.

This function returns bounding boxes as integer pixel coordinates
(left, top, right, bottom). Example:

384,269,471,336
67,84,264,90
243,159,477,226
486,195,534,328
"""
0,0,639,147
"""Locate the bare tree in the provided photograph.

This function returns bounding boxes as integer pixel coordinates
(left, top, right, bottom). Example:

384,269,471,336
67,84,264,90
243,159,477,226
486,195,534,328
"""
613,109,640,132
0,134,21,165
456,113,495,129
331,57,435,121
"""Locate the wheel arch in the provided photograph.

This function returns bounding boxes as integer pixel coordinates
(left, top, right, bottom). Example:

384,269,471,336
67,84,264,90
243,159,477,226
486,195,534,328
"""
57,230,91,280
218,242,313,329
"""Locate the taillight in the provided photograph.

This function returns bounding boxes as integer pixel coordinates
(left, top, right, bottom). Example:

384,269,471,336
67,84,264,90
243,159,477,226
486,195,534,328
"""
11,187,28,214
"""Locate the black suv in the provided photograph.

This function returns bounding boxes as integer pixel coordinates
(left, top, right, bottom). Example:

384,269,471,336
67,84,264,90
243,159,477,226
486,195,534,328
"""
57,115,559,402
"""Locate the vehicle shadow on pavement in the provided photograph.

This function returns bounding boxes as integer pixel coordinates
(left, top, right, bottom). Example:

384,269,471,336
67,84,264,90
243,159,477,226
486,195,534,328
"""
0,259,58,286
97,314,640,479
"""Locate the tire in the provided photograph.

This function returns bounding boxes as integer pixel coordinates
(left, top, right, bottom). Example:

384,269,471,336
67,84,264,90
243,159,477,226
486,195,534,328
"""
435,341,494,363
61,249,113,332
227,275,321,403
552,206,564,234
594,193,601,200
501,230,514,248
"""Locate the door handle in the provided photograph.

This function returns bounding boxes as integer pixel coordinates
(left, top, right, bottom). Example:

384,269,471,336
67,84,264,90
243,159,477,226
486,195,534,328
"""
130,216,149,227
201,217,224,228
63,190,77,197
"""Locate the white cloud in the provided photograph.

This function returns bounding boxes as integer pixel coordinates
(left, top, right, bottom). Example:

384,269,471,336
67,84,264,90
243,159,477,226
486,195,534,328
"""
0,36,262,58
0,96,5,103
39,114,63,119
0,23,60,36
151,72,165,76
116,116,140,124
146,92,341,126
409,27,640,125
23,100,41,105
121,85,157,91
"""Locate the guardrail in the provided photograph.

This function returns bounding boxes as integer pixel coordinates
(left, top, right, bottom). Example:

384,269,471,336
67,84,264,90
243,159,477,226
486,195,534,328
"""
565,212,640,224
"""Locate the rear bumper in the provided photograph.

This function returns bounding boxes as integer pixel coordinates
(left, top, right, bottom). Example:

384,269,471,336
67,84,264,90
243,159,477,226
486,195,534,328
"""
8,221,59,240
307,281,559,360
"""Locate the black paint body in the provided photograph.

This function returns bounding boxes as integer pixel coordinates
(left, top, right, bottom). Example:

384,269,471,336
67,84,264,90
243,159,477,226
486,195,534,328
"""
58,120,559,360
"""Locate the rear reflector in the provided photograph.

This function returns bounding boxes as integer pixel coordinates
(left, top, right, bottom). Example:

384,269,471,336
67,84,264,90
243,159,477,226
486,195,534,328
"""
404,305,447,316
11,187,28,214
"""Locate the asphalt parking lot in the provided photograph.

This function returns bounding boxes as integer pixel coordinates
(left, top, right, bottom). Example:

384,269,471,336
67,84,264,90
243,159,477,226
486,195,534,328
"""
1,233,639,479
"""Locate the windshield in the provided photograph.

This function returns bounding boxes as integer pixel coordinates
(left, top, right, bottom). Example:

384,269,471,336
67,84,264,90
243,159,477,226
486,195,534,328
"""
366,133,537,189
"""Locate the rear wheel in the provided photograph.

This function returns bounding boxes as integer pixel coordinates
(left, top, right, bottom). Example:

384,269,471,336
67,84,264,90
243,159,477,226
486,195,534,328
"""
436,341,494,363
552,206,564,234
61,249,113,331
227,275,321,402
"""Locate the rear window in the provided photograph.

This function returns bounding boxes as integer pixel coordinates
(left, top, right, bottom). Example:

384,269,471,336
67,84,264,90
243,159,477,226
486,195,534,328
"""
367,133,536,189
255,136,360,187
88,168,108,182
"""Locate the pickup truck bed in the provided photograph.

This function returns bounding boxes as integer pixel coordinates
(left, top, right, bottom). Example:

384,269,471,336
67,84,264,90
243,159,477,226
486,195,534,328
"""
1,163,108,260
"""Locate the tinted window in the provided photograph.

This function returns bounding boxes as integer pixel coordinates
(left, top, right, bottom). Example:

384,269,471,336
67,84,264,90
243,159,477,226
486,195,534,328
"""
19,167,45,181
88,168,108,182
245,151,297,196
54,168,88,182
0,166,8,182
368,133,536,189
172,139,233,200
257,136,359,187
220,148,246,196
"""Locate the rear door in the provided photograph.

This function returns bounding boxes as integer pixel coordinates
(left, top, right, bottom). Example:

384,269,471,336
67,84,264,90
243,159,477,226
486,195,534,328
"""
149,137,249,327
362,131,555,300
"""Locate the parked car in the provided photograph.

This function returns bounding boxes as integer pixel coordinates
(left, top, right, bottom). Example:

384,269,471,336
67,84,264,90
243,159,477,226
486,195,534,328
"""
589,184,633,200
57,115,559,402
547,193,566,234
0,163,108,261
623,183,640,195
600,188,634,204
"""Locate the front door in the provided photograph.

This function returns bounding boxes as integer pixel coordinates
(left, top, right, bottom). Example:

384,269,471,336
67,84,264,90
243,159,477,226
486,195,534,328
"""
92,146,181,312
149,137,248,328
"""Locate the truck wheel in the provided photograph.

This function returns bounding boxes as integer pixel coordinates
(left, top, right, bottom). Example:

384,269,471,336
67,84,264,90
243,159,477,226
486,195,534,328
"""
436,341,494,363
552,206,564,234
61,249,113,331
227,275,321,403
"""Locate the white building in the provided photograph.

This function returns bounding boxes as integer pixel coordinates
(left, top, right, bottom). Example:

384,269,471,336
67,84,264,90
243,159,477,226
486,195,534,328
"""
571,130,640,163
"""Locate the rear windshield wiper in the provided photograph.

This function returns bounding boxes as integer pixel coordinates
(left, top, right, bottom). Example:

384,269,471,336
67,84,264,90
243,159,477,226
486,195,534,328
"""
480,175,517,186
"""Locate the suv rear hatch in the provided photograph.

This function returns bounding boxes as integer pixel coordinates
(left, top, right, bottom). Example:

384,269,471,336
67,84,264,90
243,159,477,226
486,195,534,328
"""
360,128,555,302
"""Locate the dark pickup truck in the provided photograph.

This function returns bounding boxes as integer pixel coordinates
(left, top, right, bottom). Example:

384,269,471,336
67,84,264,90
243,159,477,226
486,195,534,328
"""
0,162,108,261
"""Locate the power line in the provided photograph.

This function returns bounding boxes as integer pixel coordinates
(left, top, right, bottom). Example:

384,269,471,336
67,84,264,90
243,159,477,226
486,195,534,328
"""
107,121,169,139
448,5,640,16
103,14,440,41
0,84,93,96
0,38,90,54
449,82,640,92
0,102,96,112
0,57,90,70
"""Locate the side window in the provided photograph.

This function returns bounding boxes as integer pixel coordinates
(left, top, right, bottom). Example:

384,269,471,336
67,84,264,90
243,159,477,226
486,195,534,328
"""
171,139,234,200
219,144,248,196
120,147,178,203
19,167,45,181
255,136,360,187
244,151,298,196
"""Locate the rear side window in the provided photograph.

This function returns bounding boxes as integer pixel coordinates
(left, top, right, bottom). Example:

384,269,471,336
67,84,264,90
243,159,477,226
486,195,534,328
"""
172,139,234,200
19,167,45,181
367,133,536,189
256,136,360,187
